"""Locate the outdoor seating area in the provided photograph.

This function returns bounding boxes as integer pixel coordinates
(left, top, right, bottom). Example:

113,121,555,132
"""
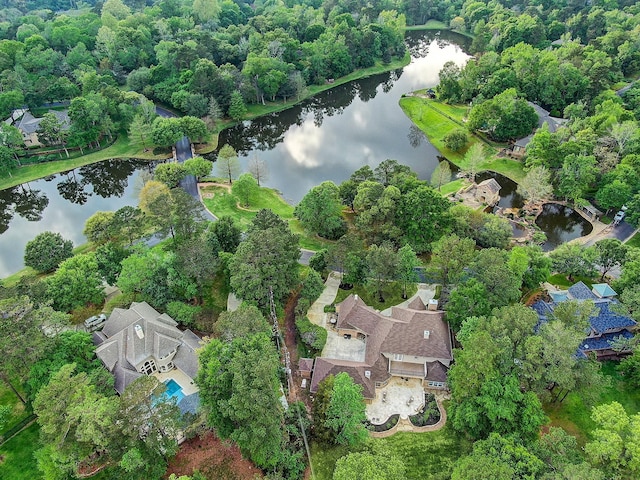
366,377,425,424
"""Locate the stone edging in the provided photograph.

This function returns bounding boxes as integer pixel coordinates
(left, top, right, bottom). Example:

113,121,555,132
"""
369,396,447,438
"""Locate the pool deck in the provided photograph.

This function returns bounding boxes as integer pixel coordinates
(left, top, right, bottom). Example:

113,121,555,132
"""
153,369,199,396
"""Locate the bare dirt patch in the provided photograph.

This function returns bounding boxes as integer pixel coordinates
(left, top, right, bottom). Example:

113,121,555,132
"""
165,431,263,480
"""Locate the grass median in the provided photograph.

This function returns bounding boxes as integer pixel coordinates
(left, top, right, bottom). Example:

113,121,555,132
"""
399,96,525,184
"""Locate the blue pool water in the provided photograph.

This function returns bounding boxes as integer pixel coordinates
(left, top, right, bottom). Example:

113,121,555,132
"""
163,379,186,404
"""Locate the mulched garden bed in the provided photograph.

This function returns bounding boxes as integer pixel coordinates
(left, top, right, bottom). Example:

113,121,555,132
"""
409,393,441,427
365,413,399,432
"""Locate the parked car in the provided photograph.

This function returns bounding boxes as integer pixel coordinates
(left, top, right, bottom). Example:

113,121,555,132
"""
84,313,107,331
614,210,626,224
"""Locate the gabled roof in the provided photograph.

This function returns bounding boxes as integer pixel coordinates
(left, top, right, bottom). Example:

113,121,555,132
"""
382,309,452,361
16,109,70,135
426,361,448,383
310,358,375,399
298,358,314,372
94,302,201,394
311,295,453,397
589,302,636,335
567,281,597,300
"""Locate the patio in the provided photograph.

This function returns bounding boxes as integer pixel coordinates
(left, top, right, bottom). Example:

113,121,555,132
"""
366,377,425,424
153,368,199,396
321,329,366,362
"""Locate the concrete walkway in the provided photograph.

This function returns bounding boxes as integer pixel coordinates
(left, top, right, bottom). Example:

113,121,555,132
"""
307,271,342,329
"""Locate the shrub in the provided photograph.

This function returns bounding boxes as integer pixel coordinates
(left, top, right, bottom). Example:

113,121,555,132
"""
167,301,202,327
24,231,74,273
443,129,469,152
324,304,336,313
295,316,327,353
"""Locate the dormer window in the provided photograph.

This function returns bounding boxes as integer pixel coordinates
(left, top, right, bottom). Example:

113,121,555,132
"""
424,330,430,339
393,353,403,361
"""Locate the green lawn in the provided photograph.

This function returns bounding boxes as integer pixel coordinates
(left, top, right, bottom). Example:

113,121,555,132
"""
0,422,42,480
200,184,331,251
625,231,640,248
311,423,472,480
333,281,418,311
545,361,640,446
399,97,525,183
439,178,467,196
0,134,169,191
547,273,597,289
0,381,30,435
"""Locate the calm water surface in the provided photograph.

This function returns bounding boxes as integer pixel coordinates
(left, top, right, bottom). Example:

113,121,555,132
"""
216,30,472,203
0,160,155,277
0,31,471,277
536,203,593,251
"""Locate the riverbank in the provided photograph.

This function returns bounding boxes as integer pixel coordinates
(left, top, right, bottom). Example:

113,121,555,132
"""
399,95,526,183
406,20,475,39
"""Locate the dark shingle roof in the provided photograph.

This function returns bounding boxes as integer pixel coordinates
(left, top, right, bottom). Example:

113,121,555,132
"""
425,361,448,383
590,302,637,334
568,281,597,300
580,330,633,352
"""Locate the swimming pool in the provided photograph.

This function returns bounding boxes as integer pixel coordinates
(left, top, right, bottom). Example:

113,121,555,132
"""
163,379,186,404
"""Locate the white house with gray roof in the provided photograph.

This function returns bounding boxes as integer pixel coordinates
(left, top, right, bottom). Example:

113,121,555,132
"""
93,302,202,408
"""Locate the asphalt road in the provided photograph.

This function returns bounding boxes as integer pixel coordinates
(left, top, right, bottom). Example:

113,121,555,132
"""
585,220,636,246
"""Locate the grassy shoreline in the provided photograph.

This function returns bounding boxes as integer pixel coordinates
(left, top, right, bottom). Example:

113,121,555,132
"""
2,54,410,191
1,24,473,191
399,95,525,184
200,182,331,251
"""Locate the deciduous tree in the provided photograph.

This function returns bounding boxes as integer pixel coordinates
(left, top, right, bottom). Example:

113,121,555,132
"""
324,372,368,446
232,172,259,207
294,181,347,240
216,144,241,184
24,231,74,273
46,253,105,312
334,451,406,480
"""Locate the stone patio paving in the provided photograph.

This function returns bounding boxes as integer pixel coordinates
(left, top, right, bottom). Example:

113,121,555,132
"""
366,377,425,424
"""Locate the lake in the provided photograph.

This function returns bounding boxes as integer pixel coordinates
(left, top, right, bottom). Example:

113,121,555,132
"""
0,30,472,277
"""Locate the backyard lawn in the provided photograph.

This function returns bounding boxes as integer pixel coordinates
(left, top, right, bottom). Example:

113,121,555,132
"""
332,281,418,312
0,422,41,480
200,184,331,251
311,423,472,480
399,96,525,183
544,361,640,446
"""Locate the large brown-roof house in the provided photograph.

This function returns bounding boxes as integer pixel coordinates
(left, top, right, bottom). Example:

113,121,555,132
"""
310,294,453,400
93,302,202,413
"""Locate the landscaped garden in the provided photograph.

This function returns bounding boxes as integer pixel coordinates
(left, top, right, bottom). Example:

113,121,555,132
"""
200,183,331,251
399,96,525,183
409,393,441,427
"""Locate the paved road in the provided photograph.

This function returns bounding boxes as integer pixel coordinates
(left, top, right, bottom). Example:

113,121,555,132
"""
584,220,636,246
